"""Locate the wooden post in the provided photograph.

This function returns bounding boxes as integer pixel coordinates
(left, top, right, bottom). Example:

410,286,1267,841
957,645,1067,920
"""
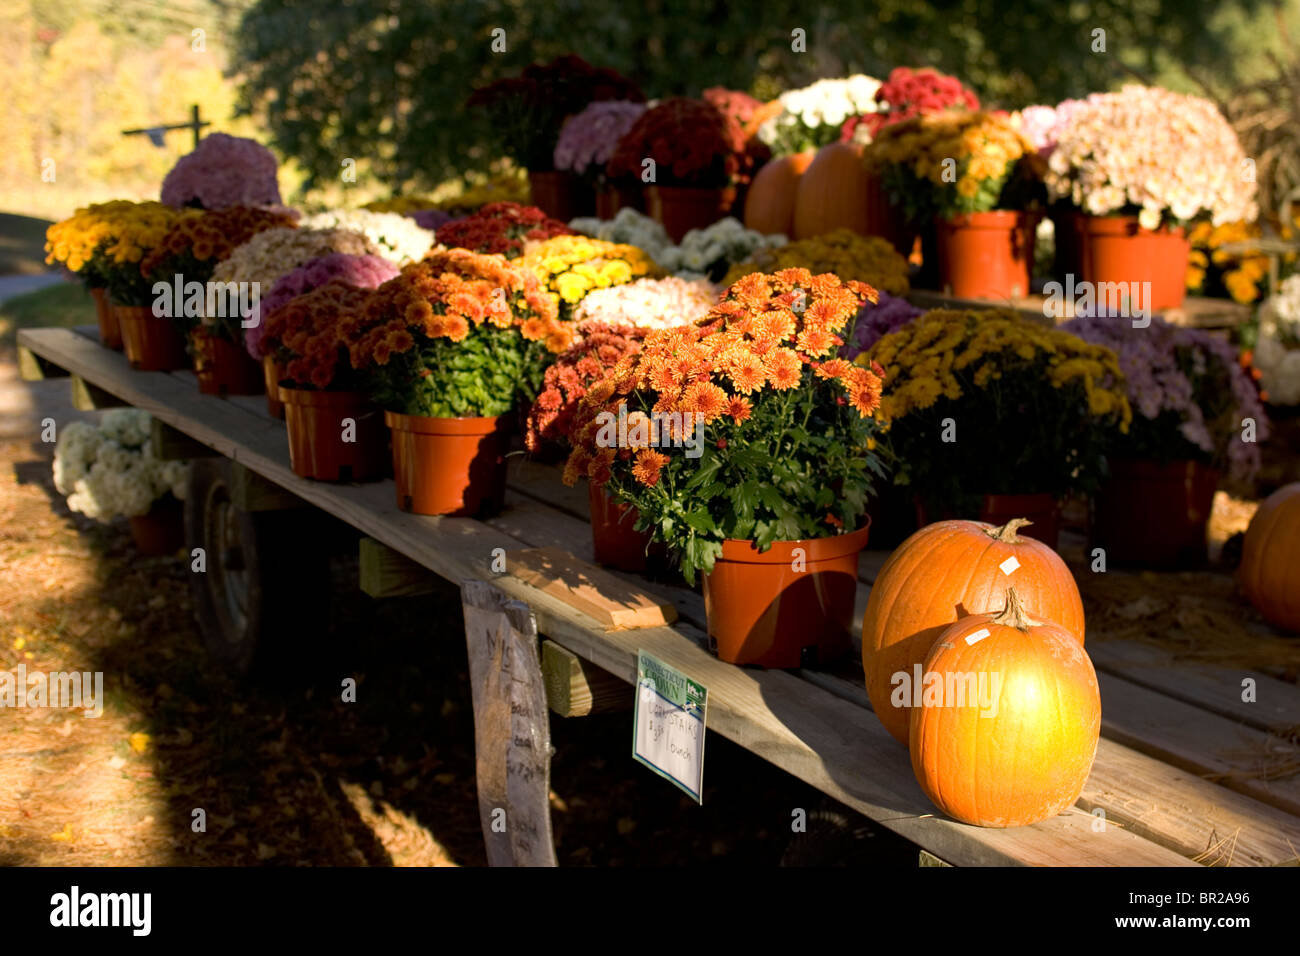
541,640,630,717
151,419,217,460
359,537,438,598
70,376,128,411
461,579,557,867
230,462,304,512
17,346,68,382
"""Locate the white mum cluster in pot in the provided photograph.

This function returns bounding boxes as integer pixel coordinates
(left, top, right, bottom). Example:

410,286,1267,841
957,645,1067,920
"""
569,208,784,280
1255,275,1300,406
53,409,188,521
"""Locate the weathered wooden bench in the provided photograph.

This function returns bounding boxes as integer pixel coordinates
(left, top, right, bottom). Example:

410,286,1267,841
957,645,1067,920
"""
17,325,1300,867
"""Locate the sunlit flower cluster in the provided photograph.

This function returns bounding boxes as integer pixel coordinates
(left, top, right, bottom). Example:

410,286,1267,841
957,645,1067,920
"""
1185,220,1269,304
53,409,187,521
759,75,882,154
521,235,659,308
260,281,379,390
571,276,718,330
300,209,436,264
723,229,910,296
570,208,784,278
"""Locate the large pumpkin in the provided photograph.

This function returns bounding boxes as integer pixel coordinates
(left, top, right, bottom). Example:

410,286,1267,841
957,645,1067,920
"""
1239,483,1300,633
862,518,1085,746
792,141,874,239
910,587,1101,828
743,150,816,236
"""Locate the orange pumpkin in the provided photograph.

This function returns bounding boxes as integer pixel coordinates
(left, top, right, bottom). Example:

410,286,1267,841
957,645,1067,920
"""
862,518,1085,746
743,150,816,236
1239,483,1300,633
909,587,1101,828
792,141,874,239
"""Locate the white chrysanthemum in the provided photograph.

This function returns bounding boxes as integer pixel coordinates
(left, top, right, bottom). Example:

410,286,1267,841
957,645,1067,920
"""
300,210,435,264
52,412,191,520
1255,276,1300,405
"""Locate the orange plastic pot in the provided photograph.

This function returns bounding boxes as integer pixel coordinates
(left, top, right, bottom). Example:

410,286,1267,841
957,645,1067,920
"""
263,355,286,419
645,185,736,243
935,211,1035,300
129,495,184,556
915,493,1061,549
90,287,122,350
192,329,264,396
283,388,389,482
117,306,188,371
1092,459,1219,567
1078,215,1190,312
702,522,871,669
588,481,661,572
528,170,594,221
386,411,510,517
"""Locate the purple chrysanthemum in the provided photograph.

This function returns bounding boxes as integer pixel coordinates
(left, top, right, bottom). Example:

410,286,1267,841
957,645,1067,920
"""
161,133,282,211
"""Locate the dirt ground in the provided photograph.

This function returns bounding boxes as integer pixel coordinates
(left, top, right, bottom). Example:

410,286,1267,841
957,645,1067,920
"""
0,403,915,868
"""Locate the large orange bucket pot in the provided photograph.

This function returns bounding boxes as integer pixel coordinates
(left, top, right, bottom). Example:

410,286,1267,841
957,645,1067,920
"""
283,387,389,482
385,411,510,517
935,210,1035,300
1078,215,1190,312
117,306,188,371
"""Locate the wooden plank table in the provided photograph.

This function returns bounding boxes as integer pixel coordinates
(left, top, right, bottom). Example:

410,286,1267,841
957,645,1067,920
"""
17,325,1300,867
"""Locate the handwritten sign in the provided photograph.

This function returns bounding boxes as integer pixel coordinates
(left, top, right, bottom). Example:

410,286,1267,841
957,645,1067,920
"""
461,580,556,867
632,651,707,803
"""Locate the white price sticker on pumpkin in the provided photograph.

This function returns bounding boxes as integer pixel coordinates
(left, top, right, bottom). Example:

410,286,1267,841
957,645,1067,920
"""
633,651,707,803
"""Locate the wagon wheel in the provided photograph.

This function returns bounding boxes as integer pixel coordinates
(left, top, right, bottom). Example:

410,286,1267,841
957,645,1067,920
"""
185,458,329,675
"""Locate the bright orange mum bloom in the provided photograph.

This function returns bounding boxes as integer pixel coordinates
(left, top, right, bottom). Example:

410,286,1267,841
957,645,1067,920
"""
631,449,670,487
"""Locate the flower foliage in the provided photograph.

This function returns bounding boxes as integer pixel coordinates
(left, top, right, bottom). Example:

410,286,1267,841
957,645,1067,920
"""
468,55,644,171
53,409,187,521
563,268,885,582
723,228,911,296
160,133,282,211
344,249,569,417
866,309,1131,512
1064,314,1268,482
606,97,749,189
436,201,574,259
1046,85,1258,228
553,101,647,178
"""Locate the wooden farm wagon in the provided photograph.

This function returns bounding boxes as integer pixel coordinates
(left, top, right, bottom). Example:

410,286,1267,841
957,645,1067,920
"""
17,321,1300,868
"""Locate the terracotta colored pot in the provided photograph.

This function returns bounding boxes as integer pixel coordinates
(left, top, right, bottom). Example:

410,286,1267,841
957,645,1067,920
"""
283,388,388,482
117,306,188,371
192,329,264,396
528,170,594,221
386,411,510,517
935,211,1035,300
645,185,736,243
1092,459,1219,567
263,355,285,419
915,493,1061,550
1050,206,1083,284
129,495,184,556
1078,215,1190,312
90,287,122,350
702,522,871,669
588,481,660,572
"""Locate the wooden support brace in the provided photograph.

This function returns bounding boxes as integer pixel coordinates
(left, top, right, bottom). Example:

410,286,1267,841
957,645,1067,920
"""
359,536,439,598
151,418,218,460
17,345,68,382
70,375,128,411
230,461,304,512
919,850,953,867
541,640,630,717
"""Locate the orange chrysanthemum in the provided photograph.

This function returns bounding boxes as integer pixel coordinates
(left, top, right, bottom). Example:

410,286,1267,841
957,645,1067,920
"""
763,348,803,390
631,449,670,487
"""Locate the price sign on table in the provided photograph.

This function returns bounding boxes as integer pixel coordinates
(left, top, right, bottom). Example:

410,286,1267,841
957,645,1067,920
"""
632,651,707,803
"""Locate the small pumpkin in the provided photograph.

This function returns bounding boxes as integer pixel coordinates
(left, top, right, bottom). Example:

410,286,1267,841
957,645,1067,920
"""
792,141,875,240
909,587,1101,828
1239,483,1300,633
743,150,816,237
862,518,1085,746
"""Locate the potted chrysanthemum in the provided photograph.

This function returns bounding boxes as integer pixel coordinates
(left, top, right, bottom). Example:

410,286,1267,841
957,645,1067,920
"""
1046,85,1258,311
553,101,648,218
345,249,573,516
435,202,574,260
564,268,886,668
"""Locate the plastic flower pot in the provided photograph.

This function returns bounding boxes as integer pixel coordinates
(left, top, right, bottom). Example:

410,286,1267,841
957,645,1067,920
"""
528,170,594,221
1091,459,1219,568
645,185,737,243
702,522,871,669
90,287,122,350
935,211,1035,300
129,495,184,557
282,387,389,482
263,355,285,419
116,306,188,372
1079,215,1190,312
587,481,661,572
915,493,1061,550
191,329,265,397
385,411,510,517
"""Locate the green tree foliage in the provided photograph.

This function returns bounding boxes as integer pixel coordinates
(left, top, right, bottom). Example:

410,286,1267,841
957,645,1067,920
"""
234,0,1268,194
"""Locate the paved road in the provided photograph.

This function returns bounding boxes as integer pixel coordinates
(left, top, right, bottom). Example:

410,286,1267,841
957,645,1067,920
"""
0,273,88,441
0,272,66,305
